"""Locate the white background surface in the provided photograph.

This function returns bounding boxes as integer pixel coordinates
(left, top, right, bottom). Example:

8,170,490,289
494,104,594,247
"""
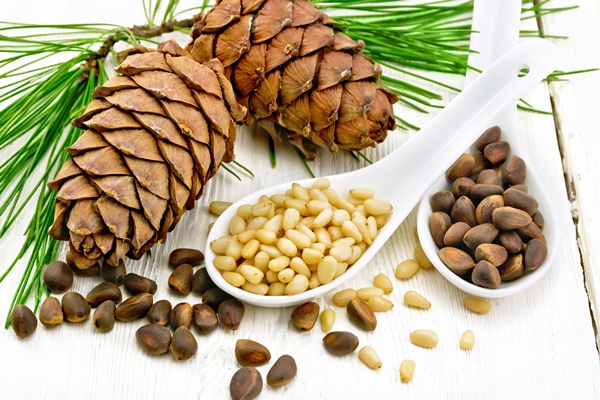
1,1,599,399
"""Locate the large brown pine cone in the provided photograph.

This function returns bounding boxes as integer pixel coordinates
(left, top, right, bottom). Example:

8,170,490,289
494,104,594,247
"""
186,0,398,160
47,40,245,269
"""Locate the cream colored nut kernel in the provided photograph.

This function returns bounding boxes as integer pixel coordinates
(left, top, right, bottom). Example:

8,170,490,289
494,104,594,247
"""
410,329,439,348
258,194,271,203
291,183,311,202
352,217,371,245
309,243,327,254
367,216,378,240
357,287,384,301
263,214,284,234
350,188,375,200
245,216,266,232
347,196,363,207
374,214,389,228
346,245,362,266
242,282,269,295
413,244,433,269
373,273,393,294
259,244,283,259
302,248,324,265
276,237,298,257
236,204,252,220
341,220,362,243
331,237,356,248
299,215,316,227
237,230,257,244
225,236,244,260
308,272,321,289
209,201,232,216
229,215,246,236
403,290,431,309
333,262,348,279
313,208,333,228
463,297,492,314
284,198,309,216
334,198,356,214
256,229,277,245
278,268,296,283
320,308,336,332
214,255,237,271
395,259,420,279
331,209,351,226
309,188,328,201
267,282,286,296
270,194,290,207
210,236,231,255
223,271,245,287
312,177,331,190
332,288,357,307
285,229,311,249
251,201,273,217
268,256,291,272
364,198,393,216
358,346,382,369
295,223,317,242
323,188,339,203
367,296,394,312
400,359,416,383
317,256,338,285
307,200,331,215
460,330,476,350
254,251,270,272
282,208,301,231
285,274,310,295
329,246,352,262
327,226,343,241
290,257,311,278
266,270,280,284
241,239,261,259
239,265,265,285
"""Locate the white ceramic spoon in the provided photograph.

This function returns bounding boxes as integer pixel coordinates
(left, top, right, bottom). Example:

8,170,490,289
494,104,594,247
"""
205,36,561,307
417,0,560,297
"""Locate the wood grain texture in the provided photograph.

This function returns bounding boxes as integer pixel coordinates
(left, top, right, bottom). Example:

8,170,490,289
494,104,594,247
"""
542,0,600,350
1,1,599,399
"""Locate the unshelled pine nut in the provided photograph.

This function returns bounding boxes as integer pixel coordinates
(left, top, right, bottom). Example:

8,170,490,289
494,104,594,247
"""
320,308,336,332
463,297,492,314
209,201,232,215
409,329,439,348
332,288,357,307
358,346,382,369
356,287,384,301
373,273,393,294
400,359,416,383
395,259,420,279
460,330,476,350
403,290,431,309
285,274,309,295
413,244,433,269
367,296,394,312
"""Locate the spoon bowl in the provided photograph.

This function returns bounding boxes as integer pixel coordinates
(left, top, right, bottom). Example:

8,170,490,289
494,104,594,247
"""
417,0,560,298
205,38,561,307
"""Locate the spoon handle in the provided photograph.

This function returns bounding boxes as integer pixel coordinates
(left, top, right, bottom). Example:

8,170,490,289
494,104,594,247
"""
357,38,560,216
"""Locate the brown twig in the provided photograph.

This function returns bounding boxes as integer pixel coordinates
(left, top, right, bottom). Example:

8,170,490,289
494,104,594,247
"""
79,17,194,80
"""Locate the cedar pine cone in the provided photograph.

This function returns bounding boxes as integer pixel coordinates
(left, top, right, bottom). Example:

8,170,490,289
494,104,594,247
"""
185,0,399,160
47,40,245,269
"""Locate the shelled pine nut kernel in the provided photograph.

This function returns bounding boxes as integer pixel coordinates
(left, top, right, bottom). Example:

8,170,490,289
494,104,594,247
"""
210,179,392,296
400,359,416,383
